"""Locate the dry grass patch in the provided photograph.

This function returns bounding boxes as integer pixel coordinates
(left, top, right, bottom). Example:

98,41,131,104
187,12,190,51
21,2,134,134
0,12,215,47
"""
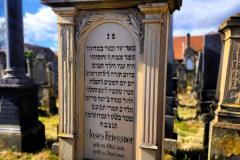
175,120,204,151
0,150,57,160
178,105,198,120
178,92,198,107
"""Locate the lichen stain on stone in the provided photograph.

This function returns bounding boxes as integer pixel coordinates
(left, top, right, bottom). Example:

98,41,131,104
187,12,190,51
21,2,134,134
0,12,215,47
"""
211,128,240,159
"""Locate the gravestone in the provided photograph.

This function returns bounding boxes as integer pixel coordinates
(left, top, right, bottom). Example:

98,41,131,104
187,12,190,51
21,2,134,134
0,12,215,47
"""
165,15,177,154
208,13,240,159
177,62,187,93
197,33,222,150
43,0,181,160
25,45,58,113
184,34,198,92
0,0,45,152
32,55,48,85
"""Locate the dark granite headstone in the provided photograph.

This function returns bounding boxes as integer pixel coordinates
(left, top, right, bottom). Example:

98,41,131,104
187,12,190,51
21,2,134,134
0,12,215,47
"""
198,33,222,150
165,15,177,149
0,0,45,152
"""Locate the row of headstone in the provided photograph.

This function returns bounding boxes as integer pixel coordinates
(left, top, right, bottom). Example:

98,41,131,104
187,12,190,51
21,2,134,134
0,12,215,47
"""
0,44,58,114
26,53,58,114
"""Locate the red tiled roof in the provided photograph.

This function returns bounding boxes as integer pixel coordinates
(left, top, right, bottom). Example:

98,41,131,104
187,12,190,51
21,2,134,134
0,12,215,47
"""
174,35,204,60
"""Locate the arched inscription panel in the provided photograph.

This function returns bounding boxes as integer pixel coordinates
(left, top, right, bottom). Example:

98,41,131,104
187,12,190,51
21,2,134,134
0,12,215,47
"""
84,23,136,160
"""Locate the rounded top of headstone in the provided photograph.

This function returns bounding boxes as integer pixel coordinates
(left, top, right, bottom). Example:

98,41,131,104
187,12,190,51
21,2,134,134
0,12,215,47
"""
219,12,240,33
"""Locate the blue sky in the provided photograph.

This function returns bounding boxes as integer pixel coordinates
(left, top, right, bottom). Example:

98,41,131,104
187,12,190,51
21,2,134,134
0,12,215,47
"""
0,0,240,51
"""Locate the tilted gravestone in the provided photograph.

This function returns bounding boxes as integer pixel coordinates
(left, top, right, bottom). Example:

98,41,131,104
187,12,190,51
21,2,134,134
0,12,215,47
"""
0,0,45,152
208,13,240,159
43,0,181,159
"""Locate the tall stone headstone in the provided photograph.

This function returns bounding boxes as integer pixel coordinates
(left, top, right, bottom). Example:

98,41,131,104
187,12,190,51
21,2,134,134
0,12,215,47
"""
0,0,45,152
184,34,198,92
208,13,240,160
198,33,222,150
165,14,177,154
199,33,221,112
43,0,181,160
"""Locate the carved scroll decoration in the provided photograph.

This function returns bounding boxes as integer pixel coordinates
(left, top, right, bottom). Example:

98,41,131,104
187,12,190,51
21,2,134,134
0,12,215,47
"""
76,10,144,53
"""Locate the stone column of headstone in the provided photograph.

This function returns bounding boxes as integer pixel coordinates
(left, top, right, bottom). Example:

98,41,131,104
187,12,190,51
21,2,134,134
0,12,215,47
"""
164,14,177,154
139,3,170,160
53,7,78,160
0,0,45,152
208,13,240,160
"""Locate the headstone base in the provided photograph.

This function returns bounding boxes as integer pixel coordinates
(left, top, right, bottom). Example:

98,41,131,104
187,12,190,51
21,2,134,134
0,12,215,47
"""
0,125,21,150
0,83,45,152
209,104,240,160
164,138,177,155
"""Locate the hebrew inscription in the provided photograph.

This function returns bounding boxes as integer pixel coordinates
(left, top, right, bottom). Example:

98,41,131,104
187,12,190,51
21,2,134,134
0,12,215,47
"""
225,42,240,104
84,23,136,160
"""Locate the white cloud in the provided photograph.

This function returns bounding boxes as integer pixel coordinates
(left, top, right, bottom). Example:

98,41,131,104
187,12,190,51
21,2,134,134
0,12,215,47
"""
23,7,58,51
174,0,240,36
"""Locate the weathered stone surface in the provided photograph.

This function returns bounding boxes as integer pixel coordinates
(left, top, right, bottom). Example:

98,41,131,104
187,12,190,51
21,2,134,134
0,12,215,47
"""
0,85,45,152
0,0,45,152
42,0,182,12
43,0,182,160
208,13,240,160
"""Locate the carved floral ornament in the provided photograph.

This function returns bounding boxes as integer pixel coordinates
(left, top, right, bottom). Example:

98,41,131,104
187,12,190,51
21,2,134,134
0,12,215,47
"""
75,11,144,52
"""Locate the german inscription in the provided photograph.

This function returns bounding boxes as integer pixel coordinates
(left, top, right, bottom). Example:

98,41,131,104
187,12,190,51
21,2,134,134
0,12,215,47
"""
84,23,136,160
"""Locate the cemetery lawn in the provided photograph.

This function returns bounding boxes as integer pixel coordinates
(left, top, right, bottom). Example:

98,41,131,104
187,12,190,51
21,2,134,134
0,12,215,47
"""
175,119,204,150
0,114,58,160
174,92,206,159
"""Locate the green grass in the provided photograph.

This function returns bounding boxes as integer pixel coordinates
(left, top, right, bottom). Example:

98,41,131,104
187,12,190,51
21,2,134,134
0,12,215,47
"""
175,119,204,150
177,105,198,120
39,115,58,141
0,149,58,160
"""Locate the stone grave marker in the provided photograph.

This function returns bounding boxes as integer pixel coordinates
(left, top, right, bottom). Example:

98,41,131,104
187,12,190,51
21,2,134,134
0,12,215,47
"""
43,0,182,160
0,0,45,152
165,15,177,154
197,33,222,151
208,13,240,159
